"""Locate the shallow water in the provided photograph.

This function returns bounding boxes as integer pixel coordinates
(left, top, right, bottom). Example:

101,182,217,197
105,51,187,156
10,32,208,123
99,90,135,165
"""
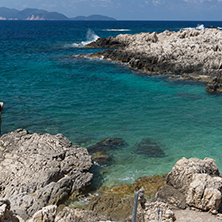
1,20,222,188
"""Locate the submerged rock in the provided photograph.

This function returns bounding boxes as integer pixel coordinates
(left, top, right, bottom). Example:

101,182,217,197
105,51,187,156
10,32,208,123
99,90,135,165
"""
134,137,166,157
87,138,127,165
87,138,127,154
0,129,93,220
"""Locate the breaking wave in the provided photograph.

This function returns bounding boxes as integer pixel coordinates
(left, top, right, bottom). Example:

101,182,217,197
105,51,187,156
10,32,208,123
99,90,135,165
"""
182,24,222,31
66,29,100,48
102,28,131,32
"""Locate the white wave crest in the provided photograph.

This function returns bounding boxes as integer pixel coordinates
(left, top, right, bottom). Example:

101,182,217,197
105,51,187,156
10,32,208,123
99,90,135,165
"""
196,24,205,30
68,29,100,48
182,24,205,31
103,28,131,32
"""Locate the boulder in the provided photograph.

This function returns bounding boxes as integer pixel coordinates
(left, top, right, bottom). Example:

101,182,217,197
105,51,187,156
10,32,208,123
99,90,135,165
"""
167,157,221,193
186,174,222,212
0,199,20,222
154,185,186,209
166,157,222,212
126,201,176,222
55,207,115,222
27,205,57,222
0,129,93,220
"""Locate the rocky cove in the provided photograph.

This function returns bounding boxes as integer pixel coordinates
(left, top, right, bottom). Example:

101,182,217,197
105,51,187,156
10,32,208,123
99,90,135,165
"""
85,28,222,93
2,28,222,222
1,130,222,221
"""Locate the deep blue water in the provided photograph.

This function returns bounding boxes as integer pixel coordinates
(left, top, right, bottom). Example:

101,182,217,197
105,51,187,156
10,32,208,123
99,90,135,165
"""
1,20,222,187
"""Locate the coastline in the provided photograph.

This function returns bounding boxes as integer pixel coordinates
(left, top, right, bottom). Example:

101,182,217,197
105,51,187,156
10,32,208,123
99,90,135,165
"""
1,130,222,221
85,28,222,93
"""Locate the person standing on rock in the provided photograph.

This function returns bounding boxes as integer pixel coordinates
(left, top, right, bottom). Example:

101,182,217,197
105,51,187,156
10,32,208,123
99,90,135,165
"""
0,102,3,134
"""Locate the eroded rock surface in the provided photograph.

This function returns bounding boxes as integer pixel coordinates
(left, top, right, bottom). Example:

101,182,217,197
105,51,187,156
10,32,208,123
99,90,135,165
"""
166,157,222,212
0,129,93,220
86,29,222,92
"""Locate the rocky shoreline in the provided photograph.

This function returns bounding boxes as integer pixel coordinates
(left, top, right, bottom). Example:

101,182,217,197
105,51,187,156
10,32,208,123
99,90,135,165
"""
1,130,222,221
85,28,222,93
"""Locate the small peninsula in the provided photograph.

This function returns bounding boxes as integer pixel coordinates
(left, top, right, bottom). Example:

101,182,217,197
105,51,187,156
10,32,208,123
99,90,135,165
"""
86,28,222,93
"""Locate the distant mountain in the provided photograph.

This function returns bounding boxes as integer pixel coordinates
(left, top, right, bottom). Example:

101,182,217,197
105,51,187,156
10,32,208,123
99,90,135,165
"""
0,7,68,20
0,7,116,21
71,14,116,21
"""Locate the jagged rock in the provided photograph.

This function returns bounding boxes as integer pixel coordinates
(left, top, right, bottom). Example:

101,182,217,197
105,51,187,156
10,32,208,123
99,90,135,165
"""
86,29,222,92
186,174,222,212
154,185,186,209
27,205,57,222
126,201,176,222
166,157,222,212
55,207,115,222
206,77,222,92
167,157,221,193
0,129,93,220
0,199,20,222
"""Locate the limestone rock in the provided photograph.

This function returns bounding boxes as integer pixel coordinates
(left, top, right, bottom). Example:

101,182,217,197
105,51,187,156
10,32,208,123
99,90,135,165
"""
0,129,93,220
55,207,115,222
0,199,20,222
154,185,186,209
166,157,222,212
27,205,57,222
167,157,221,193
86,29,222,91
186,174,222,212
126,201,176,222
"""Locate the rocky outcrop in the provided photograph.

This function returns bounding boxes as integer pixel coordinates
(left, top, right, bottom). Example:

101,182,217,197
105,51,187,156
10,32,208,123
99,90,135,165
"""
0,202,115,222
158,157,222,213
0,199,21,222
0,129,93,220
55,207,115,222
86,29,222,92
126,201,176,222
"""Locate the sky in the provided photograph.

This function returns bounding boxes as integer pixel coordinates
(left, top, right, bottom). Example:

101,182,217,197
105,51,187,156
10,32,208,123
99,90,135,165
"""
1,0,222,20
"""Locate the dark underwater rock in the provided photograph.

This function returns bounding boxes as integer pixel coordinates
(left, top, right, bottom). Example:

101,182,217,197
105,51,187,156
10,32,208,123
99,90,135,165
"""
87,138,127,154
134,137,166,157
86,138,127,165
206,77,222,93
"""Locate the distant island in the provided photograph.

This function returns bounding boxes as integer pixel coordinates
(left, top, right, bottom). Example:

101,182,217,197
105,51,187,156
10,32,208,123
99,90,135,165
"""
0,7,116,21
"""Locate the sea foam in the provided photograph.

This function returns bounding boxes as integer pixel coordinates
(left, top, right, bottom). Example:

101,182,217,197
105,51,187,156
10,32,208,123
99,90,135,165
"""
66,29,100,48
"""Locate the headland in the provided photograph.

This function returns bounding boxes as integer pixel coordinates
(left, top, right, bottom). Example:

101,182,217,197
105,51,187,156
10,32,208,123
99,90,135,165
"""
86,28,222,93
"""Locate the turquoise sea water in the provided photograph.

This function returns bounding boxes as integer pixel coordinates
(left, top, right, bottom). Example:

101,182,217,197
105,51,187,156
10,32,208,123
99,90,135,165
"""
1,20,222,187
